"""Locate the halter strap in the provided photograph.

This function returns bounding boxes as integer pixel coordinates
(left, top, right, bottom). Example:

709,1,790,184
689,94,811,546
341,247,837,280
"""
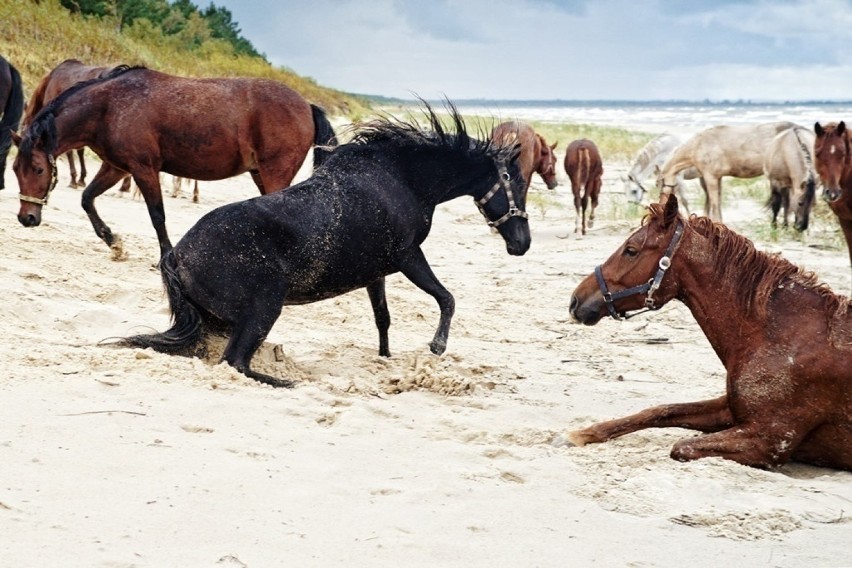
19,153,59,206
595,220,685,320
475,165,529,228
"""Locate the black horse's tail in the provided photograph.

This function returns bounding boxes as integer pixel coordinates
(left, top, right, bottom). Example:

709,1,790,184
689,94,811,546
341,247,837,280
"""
311,103,338,169
123,249,203,354
0,61,25,189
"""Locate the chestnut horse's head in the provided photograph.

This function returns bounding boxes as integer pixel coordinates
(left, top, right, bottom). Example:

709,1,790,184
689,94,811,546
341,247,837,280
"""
536,136,559,189
814,121,850,203
570,194,684,325
11,118,59,227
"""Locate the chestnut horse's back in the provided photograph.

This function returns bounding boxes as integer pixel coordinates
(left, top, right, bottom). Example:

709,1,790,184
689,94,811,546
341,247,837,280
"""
564,139,603,235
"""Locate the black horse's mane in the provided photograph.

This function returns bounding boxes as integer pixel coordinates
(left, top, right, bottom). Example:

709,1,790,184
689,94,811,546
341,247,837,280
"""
20,65,145,156
350,101,518,164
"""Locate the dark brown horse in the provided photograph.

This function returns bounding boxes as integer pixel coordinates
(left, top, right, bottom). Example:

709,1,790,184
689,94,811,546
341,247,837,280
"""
564,139,603,235
0,55,24,191
569,194,851,470
814,121,852,290
23,59,129,192
490,121,558,191
12,65,338,258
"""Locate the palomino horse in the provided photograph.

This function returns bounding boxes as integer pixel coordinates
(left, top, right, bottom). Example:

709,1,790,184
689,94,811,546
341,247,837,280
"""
763,125,817,231
658,121,796,222
23,59,130,192
568,194,851,470
0,55,24,191
490,121,557,191
814,121,852,289
13,65,338,258
623,133,702,208
564,138,603,235
119,103,531,388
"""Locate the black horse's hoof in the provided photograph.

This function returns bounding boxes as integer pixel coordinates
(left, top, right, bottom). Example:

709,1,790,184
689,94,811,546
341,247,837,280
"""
429,339,447,355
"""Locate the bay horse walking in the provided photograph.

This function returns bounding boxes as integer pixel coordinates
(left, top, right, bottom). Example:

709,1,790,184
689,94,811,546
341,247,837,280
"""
568,194,851,470
490,121,558,191
23,59,129,191
118,103,531,388
814,121,852,289
0,55,24,191
12,65,338,258
658,121,796,222
564,139,603,235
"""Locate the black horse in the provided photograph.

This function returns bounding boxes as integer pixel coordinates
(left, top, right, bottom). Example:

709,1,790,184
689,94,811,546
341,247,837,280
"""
0,55,25,190
120,103,531,387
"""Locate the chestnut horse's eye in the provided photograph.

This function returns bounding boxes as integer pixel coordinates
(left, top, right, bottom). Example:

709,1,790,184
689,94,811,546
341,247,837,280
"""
623,246,638,257
34,167,44,176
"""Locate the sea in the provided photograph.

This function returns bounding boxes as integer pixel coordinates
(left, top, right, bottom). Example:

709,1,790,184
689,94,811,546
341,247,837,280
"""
447,100,852,135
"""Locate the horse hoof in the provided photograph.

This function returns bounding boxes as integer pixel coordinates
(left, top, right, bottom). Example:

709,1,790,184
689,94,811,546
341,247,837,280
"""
109,235,128,261
550,434,577,448
429,339,447,355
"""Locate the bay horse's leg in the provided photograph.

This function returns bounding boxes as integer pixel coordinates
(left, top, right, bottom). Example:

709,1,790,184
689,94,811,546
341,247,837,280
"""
572,181,582,234
118,175,131,194
221,292,294,388
588,177,601,229
66,151,78,188
192,180,199,203
580,184,590,235
131,169,173,258
77,149,87,187
567,395,732,446
705,176,723,221
398,248,455,355
249,170,266,194
366,278,391,357
81,163,131,250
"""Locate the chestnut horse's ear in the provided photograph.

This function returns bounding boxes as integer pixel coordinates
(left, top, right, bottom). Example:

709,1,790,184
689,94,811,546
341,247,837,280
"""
815,122,824,137
661,193,679,228
838,121,846,136
550,141,558,150
10,130,21,147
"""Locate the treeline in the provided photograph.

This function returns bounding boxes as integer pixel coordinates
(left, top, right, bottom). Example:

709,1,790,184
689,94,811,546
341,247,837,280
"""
60,0,261,58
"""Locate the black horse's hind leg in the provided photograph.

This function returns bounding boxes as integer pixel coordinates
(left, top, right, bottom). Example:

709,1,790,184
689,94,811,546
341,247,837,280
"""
366,278,391,357
399,248,455,355
132,169,173,257
82,163,131,248
221,296,294,388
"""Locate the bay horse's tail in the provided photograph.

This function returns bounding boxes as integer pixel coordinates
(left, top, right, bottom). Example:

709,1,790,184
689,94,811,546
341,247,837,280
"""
579,147,591,188
1,61,24,148
311,104,338,169
122,249,203,354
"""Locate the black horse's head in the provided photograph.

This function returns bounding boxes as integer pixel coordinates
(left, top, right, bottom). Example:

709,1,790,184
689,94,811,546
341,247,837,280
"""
474,143,531,256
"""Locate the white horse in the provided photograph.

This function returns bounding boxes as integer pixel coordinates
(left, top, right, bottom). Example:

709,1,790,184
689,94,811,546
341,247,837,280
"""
763,126,817,231
623,134,701,209
658,121,797,221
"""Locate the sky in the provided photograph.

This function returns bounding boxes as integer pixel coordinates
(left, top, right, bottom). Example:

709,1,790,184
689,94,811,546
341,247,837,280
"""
212,0,852,102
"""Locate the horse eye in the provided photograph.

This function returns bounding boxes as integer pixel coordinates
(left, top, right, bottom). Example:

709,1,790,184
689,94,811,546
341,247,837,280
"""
623,247,638,257
502,172,511,181
34,167,44,176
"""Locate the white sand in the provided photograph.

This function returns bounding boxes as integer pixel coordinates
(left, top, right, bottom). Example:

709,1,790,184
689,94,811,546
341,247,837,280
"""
0,148,850,567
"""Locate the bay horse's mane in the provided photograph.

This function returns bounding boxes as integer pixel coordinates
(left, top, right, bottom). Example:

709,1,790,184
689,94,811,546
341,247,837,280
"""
350,101,517,165
646,203,850,317
20,64,143,156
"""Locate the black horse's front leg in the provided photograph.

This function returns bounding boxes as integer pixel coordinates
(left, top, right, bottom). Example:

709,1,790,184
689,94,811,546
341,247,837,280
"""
81,163,131,250
399,248,455,355
366,278,391,357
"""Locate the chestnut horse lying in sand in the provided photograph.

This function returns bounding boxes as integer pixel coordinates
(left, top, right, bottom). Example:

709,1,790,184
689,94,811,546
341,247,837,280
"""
23,59,130,192
569,194,851,470
658,121,796,222
814,121,852,290
564,139,603,235
490,121,558,191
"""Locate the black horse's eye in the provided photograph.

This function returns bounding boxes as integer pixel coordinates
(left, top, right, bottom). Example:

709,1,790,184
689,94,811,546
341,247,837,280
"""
34,167,44,176
502,171,511,181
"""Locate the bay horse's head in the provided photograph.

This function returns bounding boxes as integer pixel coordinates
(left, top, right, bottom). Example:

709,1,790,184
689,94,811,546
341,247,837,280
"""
570,194,683,324
477,141,531,256
11,116,59,227
536,136,559,189
814,121,849,203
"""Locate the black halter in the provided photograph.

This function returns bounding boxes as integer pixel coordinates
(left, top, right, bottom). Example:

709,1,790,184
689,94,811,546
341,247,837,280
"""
475,165,529,228
594,220,685,320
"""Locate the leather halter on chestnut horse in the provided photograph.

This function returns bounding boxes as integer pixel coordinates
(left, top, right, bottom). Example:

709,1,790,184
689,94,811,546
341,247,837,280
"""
18,152,58,206
594,219,685,320
475,165,529,228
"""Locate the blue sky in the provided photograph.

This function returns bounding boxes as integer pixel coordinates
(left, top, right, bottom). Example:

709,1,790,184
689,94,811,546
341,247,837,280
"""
213,0,852,101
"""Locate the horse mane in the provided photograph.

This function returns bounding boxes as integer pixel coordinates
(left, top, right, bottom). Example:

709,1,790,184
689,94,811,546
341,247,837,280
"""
349,100,517,164
649,203,849,318
20,65,144,156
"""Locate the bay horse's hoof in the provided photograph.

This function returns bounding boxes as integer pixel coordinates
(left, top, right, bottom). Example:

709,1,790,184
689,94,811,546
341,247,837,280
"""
550,434,577,448
109,234,128,261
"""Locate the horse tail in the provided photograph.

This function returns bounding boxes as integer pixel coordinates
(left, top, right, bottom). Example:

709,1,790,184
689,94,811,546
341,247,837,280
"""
1,62,24,149
310,104,338,169
122,249,203,354
579,147,591,187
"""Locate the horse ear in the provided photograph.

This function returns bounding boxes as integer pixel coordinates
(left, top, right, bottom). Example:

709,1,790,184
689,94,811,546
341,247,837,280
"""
550,141,558,150
10,131,21,147
814,122,824,137
838,121,847,136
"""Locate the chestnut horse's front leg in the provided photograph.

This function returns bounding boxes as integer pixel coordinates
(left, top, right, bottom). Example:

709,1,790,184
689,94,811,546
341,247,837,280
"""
567,395,732,446
398,247,455,356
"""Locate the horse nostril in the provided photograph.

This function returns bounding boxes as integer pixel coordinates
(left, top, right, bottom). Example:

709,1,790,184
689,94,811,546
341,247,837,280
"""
18,214,38,227
569,295,579,315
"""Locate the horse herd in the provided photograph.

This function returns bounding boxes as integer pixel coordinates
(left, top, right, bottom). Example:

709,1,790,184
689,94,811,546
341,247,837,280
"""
0,56,849,472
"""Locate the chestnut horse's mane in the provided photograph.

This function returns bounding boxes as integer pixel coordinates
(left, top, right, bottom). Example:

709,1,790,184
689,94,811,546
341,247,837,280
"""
647,203,850,318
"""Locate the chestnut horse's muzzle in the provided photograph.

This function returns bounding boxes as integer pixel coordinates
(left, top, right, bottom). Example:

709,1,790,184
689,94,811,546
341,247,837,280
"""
18,211,41,227
824,187,843,202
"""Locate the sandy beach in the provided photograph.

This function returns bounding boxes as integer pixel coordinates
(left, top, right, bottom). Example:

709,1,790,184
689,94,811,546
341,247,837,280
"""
1,132,850,567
